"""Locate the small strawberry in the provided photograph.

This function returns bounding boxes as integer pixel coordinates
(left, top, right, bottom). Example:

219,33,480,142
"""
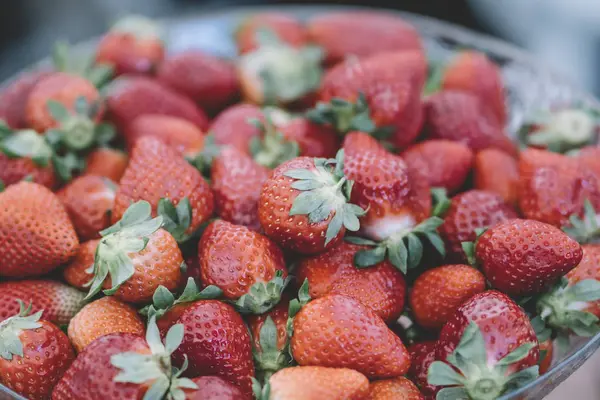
68,296,145,353
62,239,98,289
0,69,51,129
428,291,540,400
473,148,519,206
401,139,474,194
296,241,406,323
407,341,438,398
236,12,308,54
441,51,507,125
209,103,265,153
96,15,165,76
439,190,517,262
367,377,423,400
186,376,245,400
0,151,57,189
0,302,75,400
410,265,486,330
0,280,86,325
258,151,365,254
278,115,340,158
307,11,423,66
291,294,411,378
0,181,79,278
157,50,239,114
85,148,128,182
58,175,117,241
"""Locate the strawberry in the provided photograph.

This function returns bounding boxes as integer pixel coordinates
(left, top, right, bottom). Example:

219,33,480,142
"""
125,114,205,158
258,151,365,254
309,51,425,149
307,11,423,66
428,291,540,399
244,110,300,168
410,265,486,330
209,104,265,153
0,280,85,325
0,151,57,189
0,69,52,129
473,148,519,206
96,15,165,76
198,220,289,314
236,12,308,54
211,146,269,231
63,239,98,289
367,376,423,400
106,76,209,130
85,200,183,304
296,241,406,323
577,145,600,178
439,190,517,262
0,302,75,400
265,366,369,400
85,148,128,182
112,137,214,242
400,139,474,194
157,50,239,114
58,175,117,241
0,181,79,278
186,376,245,400
441,51,507,125
407,341,438,398
291,294,411,378
68,296,145,353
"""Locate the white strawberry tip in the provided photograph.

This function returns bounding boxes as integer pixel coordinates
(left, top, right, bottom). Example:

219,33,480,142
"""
234,270,292,315
526,108,598,153
427,321,539,400
0,301,43,361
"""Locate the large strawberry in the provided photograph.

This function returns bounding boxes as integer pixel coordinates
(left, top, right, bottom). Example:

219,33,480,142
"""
0,69,51,129
408,341,438,398
236,12,308,54
62,239,98,289
296,241,406,323
85,148,128,182
186,376,245,400
428,291,539,400
0,181,79,277
258,151,365,254
112,136,214,242
291,294,411,378
367,377,423,400
0,302,75,400
474,148,519,206
209,103,265,153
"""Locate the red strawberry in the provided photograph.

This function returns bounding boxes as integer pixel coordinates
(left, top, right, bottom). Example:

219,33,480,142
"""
63,239,98,290
0,280,85,325
367,376,423,400
211,146,269,231
0,303,75,400
296,241,406,323
307,11,423,66
291,294,411,379
410,265,486,330
210,103,264,153
278,115,340,158
0,181,79,278
0,69,52,129
474,148,519,206
186,376,245,400
429,291,539,400
401,139,474,194
96,15,165,76
0,151,57,189
106,76,209,130
470,219,582,296
408,341,438,398
85,148,128,182
157,50,239,114
577,146,600,178
236,12,308,54
442,51,507,125
439,190,517,262
58,175,117,241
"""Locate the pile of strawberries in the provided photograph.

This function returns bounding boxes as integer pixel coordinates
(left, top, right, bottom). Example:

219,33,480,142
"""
1,10,600,400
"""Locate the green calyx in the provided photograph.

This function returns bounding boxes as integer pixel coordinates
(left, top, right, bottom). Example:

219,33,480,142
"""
53,41,114,88
158,197,193,243
563,199,600,244
248,111,300,169
186,134,221,179
252,379,272,400
85,201,164,300
284,149,366,246
285,279,311,342
0,301,43,361
253,316,291,382
461,228,488,267
0,128,53,167
347,216,445,274
427,321,539,400
234,270,293,315
423,62,445,96
432,187,452,218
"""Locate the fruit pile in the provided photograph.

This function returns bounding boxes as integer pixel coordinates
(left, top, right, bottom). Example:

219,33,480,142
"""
1,10,599,400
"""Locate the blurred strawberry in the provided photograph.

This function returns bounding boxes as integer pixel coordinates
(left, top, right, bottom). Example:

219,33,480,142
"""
210,103,264,153
63,239,98,290
473,148,519,206
85,148,128,182
236,12,308,54
0,151,57,189
0,69,51,129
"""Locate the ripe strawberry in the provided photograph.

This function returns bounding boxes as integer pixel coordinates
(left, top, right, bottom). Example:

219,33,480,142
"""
0,280,85,325
58,175,117,240
157,50,239,114
186,376,245,400
85,148,128,182
429,291,539,400
266,366,369,400
410,265,486,330
0,181,79,278
278,115,340,158
408,341,438,398
439,190,517,262
291,294,411,378
258,152,365,254
401,139,474,194
236,12,308,54
367,377,423,400
112,137,214,242
106,76,209,130
0,151,57,189
68,296,145,353
296,241,406,323
210,103,265,153
442,51,507,125
0,69,51,129
307,11,423,66
63,239,98,289
0,303,74,400
577,145,600,178
474,148,519,206
96,15,165,76
211,146,269,231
